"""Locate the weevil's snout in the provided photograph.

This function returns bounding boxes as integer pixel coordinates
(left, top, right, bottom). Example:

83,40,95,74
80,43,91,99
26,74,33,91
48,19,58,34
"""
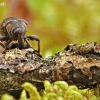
13,27,25,38
13,27,25,49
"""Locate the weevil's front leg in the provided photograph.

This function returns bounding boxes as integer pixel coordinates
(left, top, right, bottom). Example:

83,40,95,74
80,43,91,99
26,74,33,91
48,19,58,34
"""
18,34,25,49
25,35,40,53
24,37,32,48
0,36,9,49
5,39,12,49
0,36,9,41
0,42,5,48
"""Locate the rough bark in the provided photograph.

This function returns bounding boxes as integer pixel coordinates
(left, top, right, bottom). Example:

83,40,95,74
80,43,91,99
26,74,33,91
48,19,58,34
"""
0,42,100,98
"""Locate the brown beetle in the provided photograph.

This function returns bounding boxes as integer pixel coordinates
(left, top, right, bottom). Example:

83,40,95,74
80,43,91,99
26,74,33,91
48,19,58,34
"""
0,17,40,52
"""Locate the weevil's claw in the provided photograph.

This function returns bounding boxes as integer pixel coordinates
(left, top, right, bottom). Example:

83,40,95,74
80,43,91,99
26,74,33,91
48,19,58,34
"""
34,50,42,57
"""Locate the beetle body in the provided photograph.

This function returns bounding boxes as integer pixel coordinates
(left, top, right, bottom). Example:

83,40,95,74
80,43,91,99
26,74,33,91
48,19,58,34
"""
0,17,28,36
0,17,40,52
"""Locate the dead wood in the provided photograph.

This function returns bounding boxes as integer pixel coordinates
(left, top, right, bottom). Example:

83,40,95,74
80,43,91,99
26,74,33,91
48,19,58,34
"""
0,42,100,98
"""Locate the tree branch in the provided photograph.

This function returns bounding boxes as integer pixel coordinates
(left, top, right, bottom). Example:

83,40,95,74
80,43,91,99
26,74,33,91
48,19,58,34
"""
0,42,100,98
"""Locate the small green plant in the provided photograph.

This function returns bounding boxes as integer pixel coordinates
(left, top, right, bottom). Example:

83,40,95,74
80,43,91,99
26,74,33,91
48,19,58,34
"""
1,81,100,100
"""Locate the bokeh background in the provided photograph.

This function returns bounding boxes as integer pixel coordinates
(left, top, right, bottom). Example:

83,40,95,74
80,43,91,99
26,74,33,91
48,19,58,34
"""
0,0,100,57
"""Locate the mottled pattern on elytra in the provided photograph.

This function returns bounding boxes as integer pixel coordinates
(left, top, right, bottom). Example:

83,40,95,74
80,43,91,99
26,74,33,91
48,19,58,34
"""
0,17,28,36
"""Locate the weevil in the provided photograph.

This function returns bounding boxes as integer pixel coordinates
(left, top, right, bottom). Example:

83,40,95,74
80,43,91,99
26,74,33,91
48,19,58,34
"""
0,17,40,53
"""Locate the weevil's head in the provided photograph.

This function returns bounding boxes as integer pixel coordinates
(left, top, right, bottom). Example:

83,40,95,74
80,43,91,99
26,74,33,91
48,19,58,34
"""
13,27,25,39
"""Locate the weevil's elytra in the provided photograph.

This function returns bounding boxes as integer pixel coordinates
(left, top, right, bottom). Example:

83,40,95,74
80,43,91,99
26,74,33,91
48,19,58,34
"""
0,17,40,53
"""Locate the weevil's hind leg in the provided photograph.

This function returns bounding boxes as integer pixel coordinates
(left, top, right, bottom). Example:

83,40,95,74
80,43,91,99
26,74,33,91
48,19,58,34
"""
25,35,40,53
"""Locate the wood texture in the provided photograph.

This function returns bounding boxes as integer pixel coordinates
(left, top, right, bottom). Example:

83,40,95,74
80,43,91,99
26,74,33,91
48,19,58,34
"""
0,42,100,98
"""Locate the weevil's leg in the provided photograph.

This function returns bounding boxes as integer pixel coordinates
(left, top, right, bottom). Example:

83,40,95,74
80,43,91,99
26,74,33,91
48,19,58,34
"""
0,42,5,48
18,34,24,49
25,35,40,53
0,36,9,41
5,40,12,49
0,36,9,49
24,37,32,47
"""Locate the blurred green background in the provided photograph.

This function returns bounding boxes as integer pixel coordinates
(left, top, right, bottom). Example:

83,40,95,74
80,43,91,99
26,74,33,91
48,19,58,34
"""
0,0,100,57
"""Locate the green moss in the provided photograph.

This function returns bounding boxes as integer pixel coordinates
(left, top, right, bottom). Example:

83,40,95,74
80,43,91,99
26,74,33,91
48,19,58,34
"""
1,80,100,100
